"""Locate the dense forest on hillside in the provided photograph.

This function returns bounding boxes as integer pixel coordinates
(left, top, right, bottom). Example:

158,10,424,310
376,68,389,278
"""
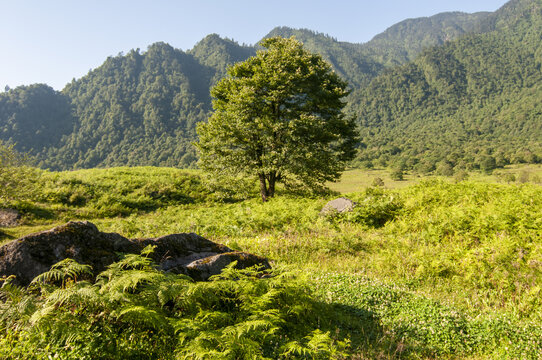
0,84,73,156
0,0,540,171
364,11,490,66
43,39,255,170
350,0,542,173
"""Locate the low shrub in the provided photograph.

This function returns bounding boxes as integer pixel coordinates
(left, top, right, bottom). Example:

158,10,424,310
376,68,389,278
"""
332,187,403,228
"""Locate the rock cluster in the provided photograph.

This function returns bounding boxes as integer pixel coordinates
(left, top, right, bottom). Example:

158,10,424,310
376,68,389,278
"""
0,221,270,285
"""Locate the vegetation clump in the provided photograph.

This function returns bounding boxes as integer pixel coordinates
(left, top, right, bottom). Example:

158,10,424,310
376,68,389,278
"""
0,247,348,359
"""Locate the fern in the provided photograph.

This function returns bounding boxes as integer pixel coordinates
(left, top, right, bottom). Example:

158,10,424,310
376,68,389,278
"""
114,305,171,332
0,277,37,333
282,329,350,359
0,247,349,359
30,258,93,289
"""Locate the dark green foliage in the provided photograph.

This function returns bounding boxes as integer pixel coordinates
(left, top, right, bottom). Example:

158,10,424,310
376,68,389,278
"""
264,27,383,88
48,44,208,169
265,13,488,88
0,0,540,174
364,11,490,67
0,248,348,359
189,34,256,86
479,155,497,174
42,38,255,170
390,169,405,181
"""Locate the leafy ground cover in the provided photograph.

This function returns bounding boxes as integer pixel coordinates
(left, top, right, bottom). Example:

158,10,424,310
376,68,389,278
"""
1,166,541,358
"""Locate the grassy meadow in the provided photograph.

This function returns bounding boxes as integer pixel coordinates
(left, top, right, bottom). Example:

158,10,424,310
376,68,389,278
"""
1,165,541,359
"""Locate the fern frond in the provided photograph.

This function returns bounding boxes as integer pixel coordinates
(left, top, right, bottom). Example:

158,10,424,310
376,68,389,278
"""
40,282,100,310
155,274,192,307
99,270,165,295
114,305,171,332
109,252,155,271
194,310,233,327
29,304,57,325
140,244,156,258
281,329,350,359
30,258,93,288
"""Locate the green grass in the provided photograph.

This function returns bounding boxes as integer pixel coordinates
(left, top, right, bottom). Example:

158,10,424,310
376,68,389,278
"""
327,168,419,193
329,164,542,193
1,166,542,358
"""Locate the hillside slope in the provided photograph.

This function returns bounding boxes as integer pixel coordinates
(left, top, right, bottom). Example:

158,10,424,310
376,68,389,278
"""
364,11,490,66
265,12,488,87
0,84,74,155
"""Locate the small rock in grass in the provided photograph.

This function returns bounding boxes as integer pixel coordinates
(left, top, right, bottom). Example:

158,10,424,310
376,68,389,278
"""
320,197,356,216
0,209,20,227
186,252,271,281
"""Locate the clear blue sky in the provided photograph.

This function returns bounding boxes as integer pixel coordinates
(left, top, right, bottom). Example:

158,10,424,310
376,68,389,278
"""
0,0,508,90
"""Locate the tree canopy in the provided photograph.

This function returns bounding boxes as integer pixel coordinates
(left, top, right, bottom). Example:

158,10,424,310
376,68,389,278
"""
196,37,358,201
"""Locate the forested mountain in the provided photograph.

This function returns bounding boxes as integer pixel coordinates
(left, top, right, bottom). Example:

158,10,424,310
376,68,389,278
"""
0,0,540,171
264,12,488,87
40,39,254,169
350,0,542,172
363,11,490,66
189,34,256,87
0,84,74,155
264,27,383,87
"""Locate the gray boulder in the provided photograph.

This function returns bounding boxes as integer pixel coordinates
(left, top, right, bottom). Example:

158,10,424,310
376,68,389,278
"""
320,197,356,216
0,221,270,285
186,252,271,281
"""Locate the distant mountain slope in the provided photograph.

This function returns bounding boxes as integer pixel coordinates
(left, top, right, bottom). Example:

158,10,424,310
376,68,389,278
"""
43,43,211,169
39,11,480,170
264,13,487,86
350,0,542,172
189,34,256,87
264,27,383,87
364,11,490,66
0,84,74,155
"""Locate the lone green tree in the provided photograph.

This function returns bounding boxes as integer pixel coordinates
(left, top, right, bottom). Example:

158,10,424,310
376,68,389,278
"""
196,37,358,201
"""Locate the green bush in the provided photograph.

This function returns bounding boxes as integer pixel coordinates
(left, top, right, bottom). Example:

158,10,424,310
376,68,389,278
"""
334,187,403,228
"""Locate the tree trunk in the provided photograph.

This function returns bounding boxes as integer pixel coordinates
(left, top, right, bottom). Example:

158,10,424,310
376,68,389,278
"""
259,173,269,202
259,172,279,202
268,172,276,198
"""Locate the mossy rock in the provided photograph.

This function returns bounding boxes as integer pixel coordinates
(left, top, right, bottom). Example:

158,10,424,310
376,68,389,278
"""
0,221,270,285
